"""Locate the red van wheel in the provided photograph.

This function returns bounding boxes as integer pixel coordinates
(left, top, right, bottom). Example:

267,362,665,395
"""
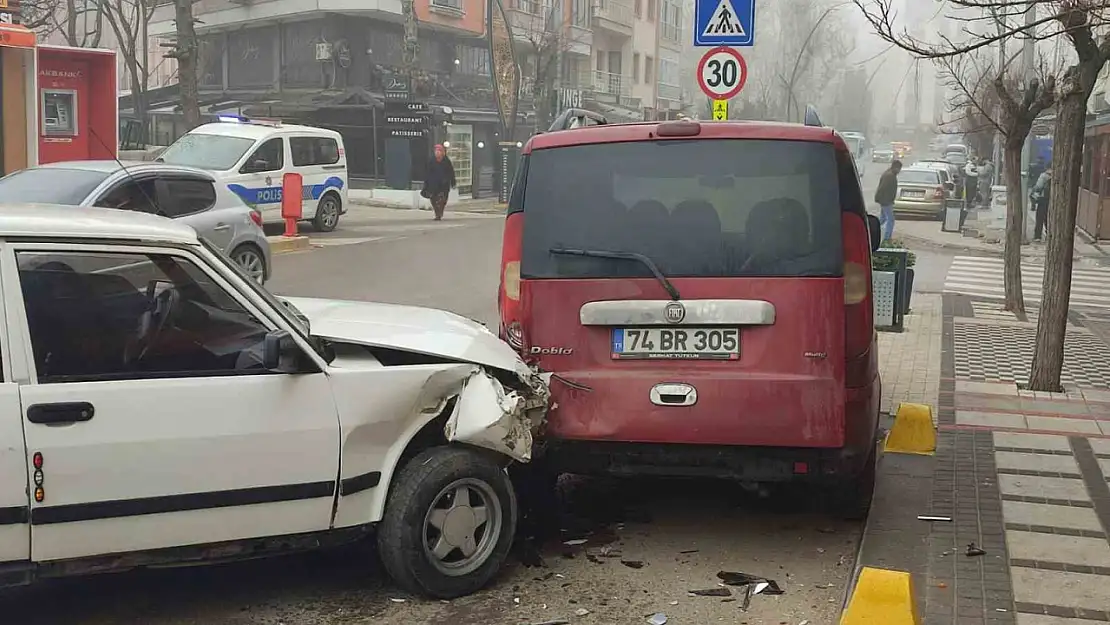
839,444,878,521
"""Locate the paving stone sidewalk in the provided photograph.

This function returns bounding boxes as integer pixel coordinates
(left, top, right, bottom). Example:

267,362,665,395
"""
925,294,1110,624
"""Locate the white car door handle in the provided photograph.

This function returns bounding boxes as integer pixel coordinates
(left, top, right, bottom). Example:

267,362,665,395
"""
213,223,231,231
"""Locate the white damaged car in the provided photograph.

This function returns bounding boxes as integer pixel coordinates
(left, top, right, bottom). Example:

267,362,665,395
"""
0,205,549,598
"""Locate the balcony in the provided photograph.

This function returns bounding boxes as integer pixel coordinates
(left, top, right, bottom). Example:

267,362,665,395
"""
590,70,631,98
592,0,633,37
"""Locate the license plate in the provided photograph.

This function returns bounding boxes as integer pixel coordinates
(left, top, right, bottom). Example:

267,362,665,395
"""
903,190,925,199
611,327,739,360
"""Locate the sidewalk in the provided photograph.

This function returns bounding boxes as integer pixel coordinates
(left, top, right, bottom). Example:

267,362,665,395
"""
894,211,1108,261
930,294,1110,624
858,291,1110,623
350,191,504,214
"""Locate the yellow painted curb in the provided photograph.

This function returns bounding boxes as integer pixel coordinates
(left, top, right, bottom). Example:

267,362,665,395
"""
267,235,311,255
840,567,921,625
883,402,936,455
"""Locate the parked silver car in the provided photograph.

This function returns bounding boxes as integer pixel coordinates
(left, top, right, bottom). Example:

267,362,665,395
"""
0,161,272,283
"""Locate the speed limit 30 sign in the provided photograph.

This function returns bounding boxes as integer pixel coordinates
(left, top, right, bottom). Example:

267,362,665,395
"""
697,46,748,101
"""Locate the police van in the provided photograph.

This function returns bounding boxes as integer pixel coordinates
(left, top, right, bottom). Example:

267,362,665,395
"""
159,117,349,231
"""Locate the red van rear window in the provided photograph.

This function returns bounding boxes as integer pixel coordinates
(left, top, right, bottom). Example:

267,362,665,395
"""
517,139,843,279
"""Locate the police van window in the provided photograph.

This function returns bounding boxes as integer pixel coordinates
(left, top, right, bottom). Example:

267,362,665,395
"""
160,134,255,171
241,138,285,174
290,137,340,167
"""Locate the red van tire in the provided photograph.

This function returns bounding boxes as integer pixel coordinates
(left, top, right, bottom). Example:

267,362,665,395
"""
838,444,878,521
377,446,518,599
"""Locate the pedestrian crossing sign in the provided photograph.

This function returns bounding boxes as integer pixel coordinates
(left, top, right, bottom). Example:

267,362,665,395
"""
712,100,728,121
695,0,754,47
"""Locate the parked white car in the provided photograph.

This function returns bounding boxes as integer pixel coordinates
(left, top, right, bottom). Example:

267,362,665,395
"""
0,205,548,598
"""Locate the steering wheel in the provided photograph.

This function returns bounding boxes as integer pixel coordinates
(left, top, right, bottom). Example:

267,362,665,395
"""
125,286,180,366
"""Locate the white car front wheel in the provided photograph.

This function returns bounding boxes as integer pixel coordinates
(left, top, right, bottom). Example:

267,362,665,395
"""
377,446,517,599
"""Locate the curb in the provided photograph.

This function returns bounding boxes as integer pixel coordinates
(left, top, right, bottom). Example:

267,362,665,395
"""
899,231,1108,261
266,235,311,255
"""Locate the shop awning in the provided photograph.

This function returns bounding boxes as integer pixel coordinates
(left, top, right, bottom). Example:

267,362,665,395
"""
0,24,35,49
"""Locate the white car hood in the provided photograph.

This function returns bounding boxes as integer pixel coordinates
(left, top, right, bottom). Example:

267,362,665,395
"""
281,297,530,379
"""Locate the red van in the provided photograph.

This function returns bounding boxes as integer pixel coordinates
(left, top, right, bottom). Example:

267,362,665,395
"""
499,112,883,516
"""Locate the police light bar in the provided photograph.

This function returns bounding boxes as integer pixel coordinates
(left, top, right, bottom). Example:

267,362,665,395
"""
216,115,282,127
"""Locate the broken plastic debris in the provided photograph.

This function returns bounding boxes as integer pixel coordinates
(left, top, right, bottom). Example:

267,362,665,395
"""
918,515,952,522
622,560,645,569
389,598,406,603
647,613,667,625
531,620,570,625
563,539,588,546
716,571,785,595
688,588,731,597
966,542,986,557
575,608,590,616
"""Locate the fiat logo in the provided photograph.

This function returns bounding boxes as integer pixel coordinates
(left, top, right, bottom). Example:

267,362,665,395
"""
664,302,685,324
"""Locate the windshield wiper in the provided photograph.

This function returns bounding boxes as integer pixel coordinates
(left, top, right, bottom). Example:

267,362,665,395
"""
550,247,681,301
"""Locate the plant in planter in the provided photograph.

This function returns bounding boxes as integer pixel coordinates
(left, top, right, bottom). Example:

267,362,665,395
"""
872,239,916,313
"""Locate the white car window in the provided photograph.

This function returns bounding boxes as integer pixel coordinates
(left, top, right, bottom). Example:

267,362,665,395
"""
18,251,273,383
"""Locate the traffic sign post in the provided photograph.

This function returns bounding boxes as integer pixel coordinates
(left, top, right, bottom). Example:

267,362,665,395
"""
695,0,754,47
712,100,728,121
697,47,748,102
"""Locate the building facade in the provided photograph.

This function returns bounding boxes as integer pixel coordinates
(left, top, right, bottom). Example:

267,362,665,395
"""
146,0,683,194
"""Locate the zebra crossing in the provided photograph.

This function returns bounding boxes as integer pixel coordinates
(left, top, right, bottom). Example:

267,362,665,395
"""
943,255,1110,310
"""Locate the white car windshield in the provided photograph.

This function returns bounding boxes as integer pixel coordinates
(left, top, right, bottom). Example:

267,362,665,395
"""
160,134,256,171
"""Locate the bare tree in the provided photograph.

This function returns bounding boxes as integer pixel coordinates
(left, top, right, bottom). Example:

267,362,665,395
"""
164,0,201,129
512,0,590,129
936,51,1055,315
101,0,154,142
855,0,1110,391
43,0,105,47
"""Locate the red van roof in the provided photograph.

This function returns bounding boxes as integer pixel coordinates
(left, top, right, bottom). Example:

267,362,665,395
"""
524,120,841,154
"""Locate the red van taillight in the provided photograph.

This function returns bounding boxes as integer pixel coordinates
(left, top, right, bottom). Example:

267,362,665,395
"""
499,212,525,350
842,212,874,387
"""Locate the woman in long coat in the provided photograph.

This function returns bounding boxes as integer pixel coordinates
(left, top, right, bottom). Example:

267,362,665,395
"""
425,144,456,221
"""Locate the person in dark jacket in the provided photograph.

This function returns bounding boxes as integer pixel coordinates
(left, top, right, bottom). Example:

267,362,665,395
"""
1031,166,1052,242
874,160,902,242
425,144,456,221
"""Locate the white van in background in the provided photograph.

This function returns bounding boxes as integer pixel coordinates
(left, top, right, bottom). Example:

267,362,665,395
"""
159,117,349,231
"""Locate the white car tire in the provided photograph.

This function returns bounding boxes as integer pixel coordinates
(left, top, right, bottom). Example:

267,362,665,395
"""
377,446,517,599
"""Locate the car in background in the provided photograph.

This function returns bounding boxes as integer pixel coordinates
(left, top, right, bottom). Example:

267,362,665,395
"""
915,160,958,197
0,161,272,284
893,166,947,219
499,111,884,519
943,144,969,167
872,144,895,162
158,117,348,232
891,141,912,159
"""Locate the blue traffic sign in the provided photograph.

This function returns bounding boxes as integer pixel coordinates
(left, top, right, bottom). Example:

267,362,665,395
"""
694,0,754,47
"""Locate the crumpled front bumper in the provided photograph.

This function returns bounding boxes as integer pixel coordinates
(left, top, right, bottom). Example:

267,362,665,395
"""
444,367,552,463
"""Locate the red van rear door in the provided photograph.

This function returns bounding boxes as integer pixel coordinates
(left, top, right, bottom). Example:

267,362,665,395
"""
517,137,847,449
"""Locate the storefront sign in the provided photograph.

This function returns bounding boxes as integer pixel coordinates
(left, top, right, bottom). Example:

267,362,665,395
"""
0,0,20,25
384,76,411,102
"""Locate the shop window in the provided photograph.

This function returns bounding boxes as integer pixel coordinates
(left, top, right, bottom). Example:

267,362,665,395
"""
446,125,473,196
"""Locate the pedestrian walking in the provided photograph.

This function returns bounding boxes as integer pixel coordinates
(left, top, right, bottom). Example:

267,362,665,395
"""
422,144,456,221
875,159,902,243
1028,156,1046,190
978,158,993,202
1032,166,1052,242
964,158,980,207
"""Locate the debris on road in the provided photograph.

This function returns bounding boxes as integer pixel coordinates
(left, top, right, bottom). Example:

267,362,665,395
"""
621,560,645,569
966,543,986,557
647,613,668,625
716,571,785,595
530,620,571,625
917,515,952,522
563,539,588,547
574,608,590,616
688,588,731,597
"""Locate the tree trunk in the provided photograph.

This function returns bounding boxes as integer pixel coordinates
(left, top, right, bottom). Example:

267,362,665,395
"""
1028,91,1085,392
174,0,201,130
1002,141,1026,315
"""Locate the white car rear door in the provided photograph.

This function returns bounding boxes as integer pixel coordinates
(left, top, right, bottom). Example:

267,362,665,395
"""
4,242,342,562
0,245,30,564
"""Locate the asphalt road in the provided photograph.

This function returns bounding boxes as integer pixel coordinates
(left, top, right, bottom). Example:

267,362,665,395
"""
0,205,883,625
